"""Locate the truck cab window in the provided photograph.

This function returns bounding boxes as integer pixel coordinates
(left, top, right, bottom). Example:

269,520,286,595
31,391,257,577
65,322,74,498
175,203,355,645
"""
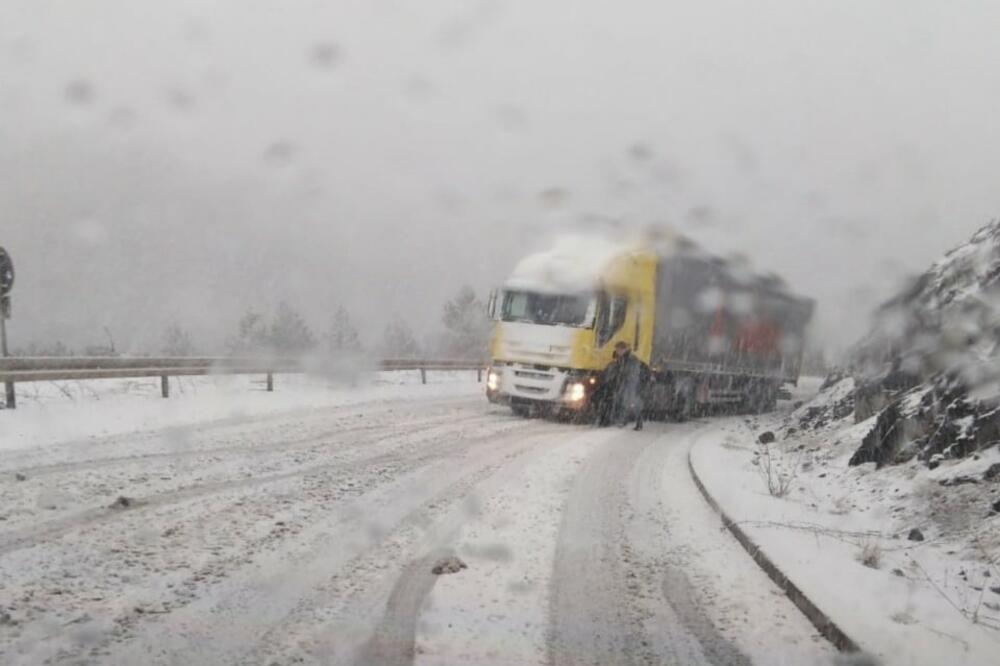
486,289,500,320
597,294,628,347
500,291,596,328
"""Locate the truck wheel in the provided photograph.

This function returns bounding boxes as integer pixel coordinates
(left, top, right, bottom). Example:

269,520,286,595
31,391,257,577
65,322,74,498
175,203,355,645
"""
668,380,696,422
671,393,692,422
748,384,777,414
511,404,531,418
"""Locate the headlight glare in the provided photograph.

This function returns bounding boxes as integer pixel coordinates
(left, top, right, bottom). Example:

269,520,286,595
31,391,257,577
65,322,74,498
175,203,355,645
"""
487,370,500,391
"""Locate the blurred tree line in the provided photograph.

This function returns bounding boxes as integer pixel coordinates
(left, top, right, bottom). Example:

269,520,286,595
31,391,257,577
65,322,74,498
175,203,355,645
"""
11,286,493,359
223,286,490,358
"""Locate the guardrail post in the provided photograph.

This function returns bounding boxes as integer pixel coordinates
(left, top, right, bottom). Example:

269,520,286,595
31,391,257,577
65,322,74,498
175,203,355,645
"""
477,368,482,383
161,375,169,398
420,368,427,385
0,312,13,409
266,372,274,392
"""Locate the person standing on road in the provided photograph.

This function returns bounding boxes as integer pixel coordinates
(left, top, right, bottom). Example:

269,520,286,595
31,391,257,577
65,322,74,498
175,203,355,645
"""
611,341,650,431
595,346,624,426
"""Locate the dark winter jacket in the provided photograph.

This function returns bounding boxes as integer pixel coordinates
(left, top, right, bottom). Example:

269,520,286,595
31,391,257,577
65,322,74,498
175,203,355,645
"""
620,352,650,407
604,351,650,407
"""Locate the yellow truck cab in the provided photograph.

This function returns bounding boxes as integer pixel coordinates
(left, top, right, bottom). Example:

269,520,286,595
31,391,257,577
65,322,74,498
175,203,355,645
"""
485,235,656,417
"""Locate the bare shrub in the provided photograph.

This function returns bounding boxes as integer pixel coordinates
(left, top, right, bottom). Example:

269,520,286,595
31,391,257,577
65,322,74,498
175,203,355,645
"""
49,381,76,401
754,443,798,497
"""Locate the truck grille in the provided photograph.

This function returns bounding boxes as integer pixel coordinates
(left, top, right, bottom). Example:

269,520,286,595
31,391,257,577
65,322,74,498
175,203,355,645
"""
514,370,553,380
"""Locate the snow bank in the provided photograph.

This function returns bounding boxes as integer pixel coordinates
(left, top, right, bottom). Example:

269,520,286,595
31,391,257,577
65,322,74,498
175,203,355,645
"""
690,380,1000,665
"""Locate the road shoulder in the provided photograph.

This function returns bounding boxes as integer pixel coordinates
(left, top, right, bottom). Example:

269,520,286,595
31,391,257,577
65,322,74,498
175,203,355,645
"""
689,419,1000,666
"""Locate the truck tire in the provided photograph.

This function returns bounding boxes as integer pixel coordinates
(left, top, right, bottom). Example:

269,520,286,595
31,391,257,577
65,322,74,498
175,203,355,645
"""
747,382,778,414
670,383,695,422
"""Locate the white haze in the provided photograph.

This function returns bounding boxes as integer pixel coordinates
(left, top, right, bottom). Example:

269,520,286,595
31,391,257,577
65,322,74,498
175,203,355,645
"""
1,0,998,355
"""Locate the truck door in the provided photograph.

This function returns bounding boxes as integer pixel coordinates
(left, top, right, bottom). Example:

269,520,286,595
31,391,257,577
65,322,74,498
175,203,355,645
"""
486,289,500,320
597,292,629,348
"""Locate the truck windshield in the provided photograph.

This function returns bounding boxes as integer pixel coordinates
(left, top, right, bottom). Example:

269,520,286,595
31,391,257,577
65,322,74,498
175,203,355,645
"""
500,291,596,327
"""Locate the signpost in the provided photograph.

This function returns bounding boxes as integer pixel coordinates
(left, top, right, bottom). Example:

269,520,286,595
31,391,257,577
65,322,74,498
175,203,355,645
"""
0,246,15,408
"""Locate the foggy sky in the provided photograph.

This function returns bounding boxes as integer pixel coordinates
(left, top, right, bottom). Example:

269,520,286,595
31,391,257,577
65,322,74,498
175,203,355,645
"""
1,0,998,355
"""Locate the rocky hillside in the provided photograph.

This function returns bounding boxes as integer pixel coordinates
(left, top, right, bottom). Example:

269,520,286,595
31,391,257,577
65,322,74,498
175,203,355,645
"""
837,220,1000,468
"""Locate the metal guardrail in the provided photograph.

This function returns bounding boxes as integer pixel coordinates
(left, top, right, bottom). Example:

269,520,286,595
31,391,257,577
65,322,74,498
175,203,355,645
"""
0,357,486,409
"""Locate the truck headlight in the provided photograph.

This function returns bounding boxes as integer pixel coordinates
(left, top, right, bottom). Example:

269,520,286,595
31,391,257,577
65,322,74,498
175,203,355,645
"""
487,370,501,391
567,382,586,402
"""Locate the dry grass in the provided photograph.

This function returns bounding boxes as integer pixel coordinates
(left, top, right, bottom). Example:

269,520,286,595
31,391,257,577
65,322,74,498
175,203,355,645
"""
858,539,883,569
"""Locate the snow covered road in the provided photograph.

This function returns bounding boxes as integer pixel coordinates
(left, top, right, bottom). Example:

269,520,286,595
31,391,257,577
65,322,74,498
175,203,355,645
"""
0,381,832,665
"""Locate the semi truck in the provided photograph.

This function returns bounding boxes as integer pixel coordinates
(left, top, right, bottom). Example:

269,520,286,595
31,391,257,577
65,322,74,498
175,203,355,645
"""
485,231,814,420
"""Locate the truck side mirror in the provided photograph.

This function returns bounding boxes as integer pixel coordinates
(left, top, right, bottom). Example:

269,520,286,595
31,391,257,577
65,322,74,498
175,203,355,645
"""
487,289,499,320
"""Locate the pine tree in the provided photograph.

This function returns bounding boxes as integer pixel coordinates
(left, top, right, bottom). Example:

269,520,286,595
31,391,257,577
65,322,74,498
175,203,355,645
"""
270,301,317,355
326,306,362,353
382,316,420,359
162,324,196,356
441,285,490,359
226,310,270,355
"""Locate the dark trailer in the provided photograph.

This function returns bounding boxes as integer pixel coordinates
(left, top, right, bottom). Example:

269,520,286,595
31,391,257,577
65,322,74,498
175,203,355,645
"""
647,248,815,416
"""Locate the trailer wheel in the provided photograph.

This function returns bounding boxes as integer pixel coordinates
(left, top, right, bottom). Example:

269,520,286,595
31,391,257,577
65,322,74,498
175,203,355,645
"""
670,383,695,422
747,382,778,414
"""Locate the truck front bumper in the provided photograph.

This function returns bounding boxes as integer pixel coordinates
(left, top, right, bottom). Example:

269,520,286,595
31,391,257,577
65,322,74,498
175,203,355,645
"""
486,363,595,411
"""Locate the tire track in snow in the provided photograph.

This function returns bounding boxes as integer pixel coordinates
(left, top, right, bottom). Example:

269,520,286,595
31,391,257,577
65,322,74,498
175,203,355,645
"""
100,422,564,666
0,399,487,477
356,549,454,666
0,421,386,477
411,426,620,666
548,432,661,665
248,425,573,666
548,425,750,666
343,427,599,666
0,411,523,557
625,427,752,666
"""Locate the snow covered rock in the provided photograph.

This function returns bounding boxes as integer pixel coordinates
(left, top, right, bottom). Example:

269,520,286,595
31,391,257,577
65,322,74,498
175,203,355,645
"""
848,219,1000,468
431,555,467,575
793,376,856,432
109,496,135,510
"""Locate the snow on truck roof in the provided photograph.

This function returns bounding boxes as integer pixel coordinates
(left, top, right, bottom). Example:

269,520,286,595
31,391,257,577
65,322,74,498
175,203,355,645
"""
504,229,808,302
504,233,645,293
